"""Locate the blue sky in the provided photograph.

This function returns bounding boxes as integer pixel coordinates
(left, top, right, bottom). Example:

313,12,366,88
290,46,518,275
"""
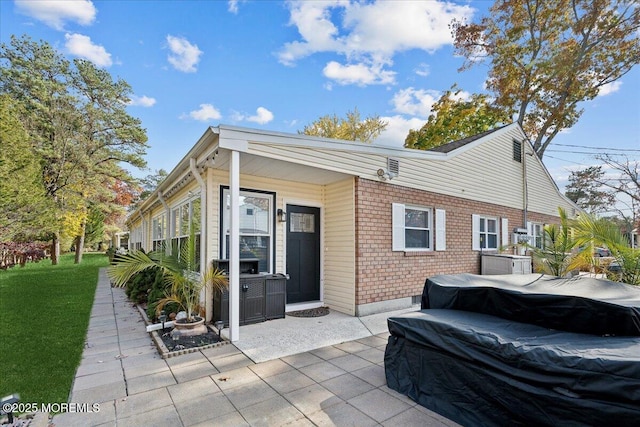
1,0,638,203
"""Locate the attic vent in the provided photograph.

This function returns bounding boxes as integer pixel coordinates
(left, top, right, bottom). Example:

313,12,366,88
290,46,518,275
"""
513,139,522,163
387,158,400,177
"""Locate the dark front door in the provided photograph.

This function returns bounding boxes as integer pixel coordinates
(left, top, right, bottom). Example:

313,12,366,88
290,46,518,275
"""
286,205,320,304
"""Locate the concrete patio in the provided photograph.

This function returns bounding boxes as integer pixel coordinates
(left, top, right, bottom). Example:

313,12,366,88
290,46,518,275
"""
51,269,459,426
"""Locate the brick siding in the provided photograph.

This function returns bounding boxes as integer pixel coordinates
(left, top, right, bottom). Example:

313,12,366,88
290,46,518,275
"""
354,178,561,306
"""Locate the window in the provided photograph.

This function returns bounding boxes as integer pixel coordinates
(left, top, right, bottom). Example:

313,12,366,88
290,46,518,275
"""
392,204,445,251
530,222,544,249
152,214,166,251
472,215,499,250
222,189,274,273
130,225,143,250
405,207,431,249
171,196,201,270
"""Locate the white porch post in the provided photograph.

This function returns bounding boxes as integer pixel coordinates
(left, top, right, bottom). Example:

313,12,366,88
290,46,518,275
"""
190,158,208,317
229,150,240,342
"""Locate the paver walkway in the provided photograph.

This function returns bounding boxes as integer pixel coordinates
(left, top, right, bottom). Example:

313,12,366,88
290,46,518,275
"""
52,270,458,426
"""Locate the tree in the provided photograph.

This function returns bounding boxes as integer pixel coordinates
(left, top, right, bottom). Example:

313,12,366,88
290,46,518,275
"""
0,35,148,263
595,154,640,243
0,94,52,241
452,0,640,158
300,108,388,143
564,166,616,214
404,86,508,150
572,213,640,285
596,155,640,205
139,169,168,201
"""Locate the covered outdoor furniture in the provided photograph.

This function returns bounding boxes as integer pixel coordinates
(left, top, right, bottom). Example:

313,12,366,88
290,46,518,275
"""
385,274,640,426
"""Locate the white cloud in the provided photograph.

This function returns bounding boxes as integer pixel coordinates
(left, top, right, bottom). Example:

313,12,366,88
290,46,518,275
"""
415,63,430,77
375,115,427,148
391,87,440,117
278,1,343,66
15,0,96,30
323,61,395,86
128,95,156,107
186,104,221,121
279,1,474,86
166,35,203,73
598,81,622,96
228,0,246,14
64,33,112,67
233,107,274,125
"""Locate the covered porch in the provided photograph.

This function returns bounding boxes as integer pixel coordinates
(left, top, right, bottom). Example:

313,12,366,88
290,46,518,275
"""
149,126,358,342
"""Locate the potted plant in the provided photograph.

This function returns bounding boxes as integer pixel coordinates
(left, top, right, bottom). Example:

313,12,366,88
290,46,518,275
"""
108,226,227,338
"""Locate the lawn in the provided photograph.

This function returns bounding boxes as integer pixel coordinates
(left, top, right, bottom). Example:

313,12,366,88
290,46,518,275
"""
0,253,109,404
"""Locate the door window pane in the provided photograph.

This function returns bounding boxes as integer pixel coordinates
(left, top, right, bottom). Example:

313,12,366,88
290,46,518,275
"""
290,213,315,233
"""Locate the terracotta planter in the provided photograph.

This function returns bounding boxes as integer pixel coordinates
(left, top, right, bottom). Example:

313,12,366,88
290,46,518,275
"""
170,316,207,338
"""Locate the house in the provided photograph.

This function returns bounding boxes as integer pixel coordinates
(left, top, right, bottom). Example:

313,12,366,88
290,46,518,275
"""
126,123,578,341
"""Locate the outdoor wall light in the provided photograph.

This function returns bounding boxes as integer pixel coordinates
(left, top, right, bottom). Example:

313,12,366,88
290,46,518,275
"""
277,208,286,222
377,168,392,181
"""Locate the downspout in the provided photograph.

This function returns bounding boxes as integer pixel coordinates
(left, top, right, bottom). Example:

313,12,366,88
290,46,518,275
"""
190,158,208,319
138,211,145,250
522,140,528,228
158,191,171,253
522,140,530,256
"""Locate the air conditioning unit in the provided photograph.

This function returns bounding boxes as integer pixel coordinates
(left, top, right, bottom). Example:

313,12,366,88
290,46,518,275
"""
482,254,532,275
512,234,531,245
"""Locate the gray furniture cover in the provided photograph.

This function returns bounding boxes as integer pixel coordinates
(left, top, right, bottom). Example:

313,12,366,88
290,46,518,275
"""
385,274,640,426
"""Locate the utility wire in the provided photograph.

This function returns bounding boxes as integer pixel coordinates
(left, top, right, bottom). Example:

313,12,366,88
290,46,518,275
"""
543,154,589,166
552,143,640,152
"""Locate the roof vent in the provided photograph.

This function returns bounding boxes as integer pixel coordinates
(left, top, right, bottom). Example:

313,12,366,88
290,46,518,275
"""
387,158,399,178
513,139,522,162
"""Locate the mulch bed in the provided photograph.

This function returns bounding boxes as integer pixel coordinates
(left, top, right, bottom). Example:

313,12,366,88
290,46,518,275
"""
287,306,330,317
158,328,223,352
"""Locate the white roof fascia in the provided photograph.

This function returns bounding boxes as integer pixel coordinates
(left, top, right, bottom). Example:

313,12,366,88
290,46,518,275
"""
216,124,447,160
216,123,523,161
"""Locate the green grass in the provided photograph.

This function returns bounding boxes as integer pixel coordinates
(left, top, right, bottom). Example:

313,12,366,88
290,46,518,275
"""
0,253,109,404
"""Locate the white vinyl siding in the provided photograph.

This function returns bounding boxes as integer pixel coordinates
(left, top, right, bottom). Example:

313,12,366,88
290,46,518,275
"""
247,124,576,218
324,178,356,315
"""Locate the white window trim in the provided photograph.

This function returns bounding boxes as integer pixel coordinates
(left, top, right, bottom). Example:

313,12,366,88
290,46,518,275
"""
528,221,545,249
472,214,501,251
393,203,443,252
151,213,166,250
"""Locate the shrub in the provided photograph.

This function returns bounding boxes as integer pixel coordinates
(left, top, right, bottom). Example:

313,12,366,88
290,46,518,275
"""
125,266,159,304
145,269,179,322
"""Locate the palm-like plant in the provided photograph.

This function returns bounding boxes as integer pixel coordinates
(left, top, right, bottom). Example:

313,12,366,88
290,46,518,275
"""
531,207,582,277
108,227,227,322
572,213,640,286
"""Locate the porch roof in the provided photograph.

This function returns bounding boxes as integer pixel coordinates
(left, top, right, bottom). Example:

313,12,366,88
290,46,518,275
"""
130,122,528,218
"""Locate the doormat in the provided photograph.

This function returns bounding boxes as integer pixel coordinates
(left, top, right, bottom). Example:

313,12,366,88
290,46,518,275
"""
287,306,330,317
